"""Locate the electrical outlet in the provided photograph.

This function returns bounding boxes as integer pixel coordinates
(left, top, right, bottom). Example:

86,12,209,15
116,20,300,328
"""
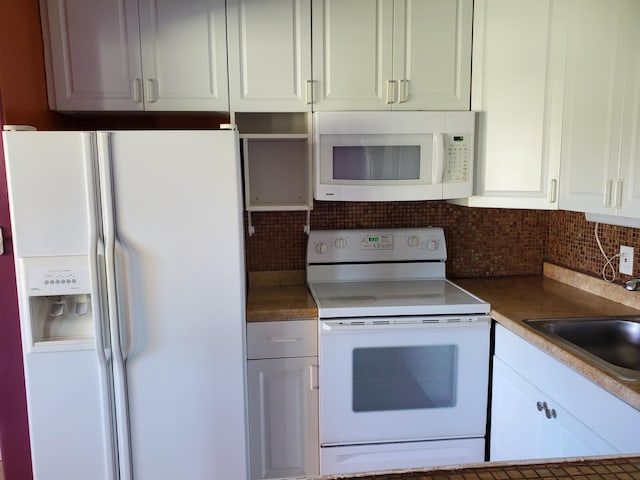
620,246,634,275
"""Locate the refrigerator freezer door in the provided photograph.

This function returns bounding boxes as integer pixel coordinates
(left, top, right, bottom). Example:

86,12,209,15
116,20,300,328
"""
98,130,248,480
3,131,117,480
3,131,95,258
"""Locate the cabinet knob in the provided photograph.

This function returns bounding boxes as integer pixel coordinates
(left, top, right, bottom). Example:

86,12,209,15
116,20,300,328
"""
536,401,557,419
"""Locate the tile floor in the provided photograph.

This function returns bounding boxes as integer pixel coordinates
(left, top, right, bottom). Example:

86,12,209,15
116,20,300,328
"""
347,457,640,480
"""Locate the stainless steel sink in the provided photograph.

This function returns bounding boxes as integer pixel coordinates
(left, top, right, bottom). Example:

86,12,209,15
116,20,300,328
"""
524,317,640,381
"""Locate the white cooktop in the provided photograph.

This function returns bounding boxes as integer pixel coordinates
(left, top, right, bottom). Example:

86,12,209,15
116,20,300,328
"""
309,278,488,318
306,228,490,319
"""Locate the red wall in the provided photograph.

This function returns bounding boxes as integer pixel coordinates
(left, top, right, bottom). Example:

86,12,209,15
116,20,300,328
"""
0,1,69,129
0,1,63,478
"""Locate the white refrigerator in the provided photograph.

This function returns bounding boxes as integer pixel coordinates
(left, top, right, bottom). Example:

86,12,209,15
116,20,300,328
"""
2,129,248,480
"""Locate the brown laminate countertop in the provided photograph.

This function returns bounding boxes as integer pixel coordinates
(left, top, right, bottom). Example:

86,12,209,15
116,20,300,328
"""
246,284,317,322
455,274,640,411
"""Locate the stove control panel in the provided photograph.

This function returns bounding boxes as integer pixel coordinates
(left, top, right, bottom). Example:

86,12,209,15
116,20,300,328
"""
307,228,447,264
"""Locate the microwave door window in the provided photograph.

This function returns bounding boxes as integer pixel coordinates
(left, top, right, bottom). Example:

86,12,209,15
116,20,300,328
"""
332,146,421,181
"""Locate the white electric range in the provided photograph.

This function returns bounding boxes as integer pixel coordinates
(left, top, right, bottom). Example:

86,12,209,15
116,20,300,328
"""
306,228,491,476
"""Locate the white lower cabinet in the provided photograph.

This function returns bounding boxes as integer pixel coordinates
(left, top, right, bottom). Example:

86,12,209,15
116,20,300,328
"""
246,320,319,480
491,357,617,461
491,324,640,461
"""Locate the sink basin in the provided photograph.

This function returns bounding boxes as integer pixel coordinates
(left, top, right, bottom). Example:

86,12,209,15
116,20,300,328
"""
524,317,640,381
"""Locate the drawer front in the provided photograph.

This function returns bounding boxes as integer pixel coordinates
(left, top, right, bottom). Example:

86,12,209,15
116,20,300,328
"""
248,320,318,359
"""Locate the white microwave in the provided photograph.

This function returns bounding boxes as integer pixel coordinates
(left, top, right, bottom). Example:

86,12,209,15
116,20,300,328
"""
313,111,475,202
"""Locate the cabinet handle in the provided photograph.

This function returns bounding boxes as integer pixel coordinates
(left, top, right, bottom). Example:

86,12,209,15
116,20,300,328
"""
615,179,624,208
309,364,319,390
385,80,398,104
267,336,299,343
132,78,143,103
146,79,158,103
548,179,558,203
604,179,614,208
398,79,409,103
306,80,314,105
536,401,557,419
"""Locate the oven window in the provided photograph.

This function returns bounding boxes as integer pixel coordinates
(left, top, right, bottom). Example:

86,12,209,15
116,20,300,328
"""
352,345,457,412
332,145,421,180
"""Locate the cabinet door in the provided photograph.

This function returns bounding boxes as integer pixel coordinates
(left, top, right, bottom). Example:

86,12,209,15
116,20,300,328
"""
227,0,312,112
617,0,640,218
490,357,546,461
247,357,319,480
392,0,472,111
455,0,567,209
312,0,394,111
558,0,627,214
42,0,143,111
491,357,617,462
138,0,229,111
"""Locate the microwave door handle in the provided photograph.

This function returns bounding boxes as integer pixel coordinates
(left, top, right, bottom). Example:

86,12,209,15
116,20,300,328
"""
432,133,445,184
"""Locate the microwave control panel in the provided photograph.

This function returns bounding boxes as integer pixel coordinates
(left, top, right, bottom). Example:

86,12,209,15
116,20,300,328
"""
443,134,471,183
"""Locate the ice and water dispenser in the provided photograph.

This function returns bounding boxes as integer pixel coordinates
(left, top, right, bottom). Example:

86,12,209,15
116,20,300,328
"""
21,256,95,349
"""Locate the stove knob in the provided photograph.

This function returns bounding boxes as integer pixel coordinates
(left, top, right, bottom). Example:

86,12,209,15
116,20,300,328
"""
427,239,439,251
335,237,347,249
315,242,328,254
407,236,420,247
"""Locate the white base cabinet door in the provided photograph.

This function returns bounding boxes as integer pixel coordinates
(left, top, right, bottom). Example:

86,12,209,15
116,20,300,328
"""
246,319,319,480
247,357,319,480
491,324,640,461
490,357,617,461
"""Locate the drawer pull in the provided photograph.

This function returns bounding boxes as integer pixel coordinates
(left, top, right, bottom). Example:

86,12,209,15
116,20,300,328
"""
310,364,319,390
268,336,299,343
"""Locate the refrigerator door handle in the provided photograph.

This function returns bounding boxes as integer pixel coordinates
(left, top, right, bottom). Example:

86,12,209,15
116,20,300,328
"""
85,132,119,480
96,132,134,480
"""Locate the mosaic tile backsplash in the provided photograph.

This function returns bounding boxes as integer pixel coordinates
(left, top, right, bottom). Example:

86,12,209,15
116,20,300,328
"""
547,210,640,284
245,203,640,283
245,201,548,278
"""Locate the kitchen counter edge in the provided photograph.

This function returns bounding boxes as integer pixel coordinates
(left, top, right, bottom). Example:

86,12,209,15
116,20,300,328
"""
456,267,640,411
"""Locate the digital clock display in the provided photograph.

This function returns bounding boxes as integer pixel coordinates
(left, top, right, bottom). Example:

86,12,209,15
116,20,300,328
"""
361,234,393,250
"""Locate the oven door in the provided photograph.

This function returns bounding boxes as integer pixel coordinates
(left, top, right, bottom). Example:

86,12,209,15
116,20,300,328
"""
319,317,491,446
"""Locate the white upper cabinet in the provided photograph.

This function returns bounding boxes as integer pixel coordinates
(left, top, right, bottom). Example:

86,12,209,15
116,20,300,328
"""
311,0,472,111
227,0,312,112
559,0,640,218
452,0,568,209
311,0,394,111
616,0,640,219
42,0,143,111
137,0,229,111
42,0,229,111
391,0,472,111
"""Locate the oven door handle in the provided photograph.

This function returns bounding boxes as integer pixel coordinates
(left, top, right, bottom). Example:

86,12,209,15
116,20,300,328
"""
320,318,490,332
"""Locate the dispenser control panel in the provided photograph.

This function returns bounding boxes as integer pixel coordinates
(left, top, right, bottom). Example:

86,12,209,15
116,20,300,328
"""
23,256,91,295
